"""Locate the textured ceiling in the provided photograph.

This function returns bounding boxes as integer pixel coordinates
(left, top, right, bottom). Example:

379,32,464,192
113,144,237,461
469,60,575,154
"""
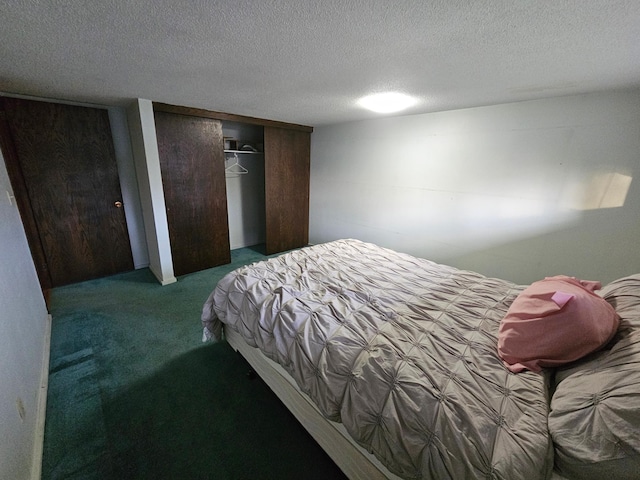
1,0,639,126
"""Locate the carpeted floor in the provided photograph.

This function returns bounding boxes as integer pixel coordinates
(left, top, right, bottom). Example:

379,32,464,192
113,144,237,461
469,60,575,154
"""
42,245,347,480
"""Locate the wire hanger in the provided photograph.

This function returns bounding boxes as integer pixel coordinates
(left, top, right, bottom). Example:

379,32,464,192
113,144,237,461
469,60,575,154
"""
225,153,248,175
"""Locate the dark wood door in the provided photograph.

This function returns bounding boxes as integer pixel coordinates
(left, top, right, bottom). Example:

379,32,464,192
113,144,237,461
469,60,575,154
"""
0,97,134,287
154,111,231,276
264,127,310,255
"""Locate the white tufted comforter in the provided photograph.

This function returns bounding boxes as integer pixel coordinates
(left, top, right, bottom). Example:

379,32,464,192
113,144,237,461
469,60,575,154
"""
202,239,553,479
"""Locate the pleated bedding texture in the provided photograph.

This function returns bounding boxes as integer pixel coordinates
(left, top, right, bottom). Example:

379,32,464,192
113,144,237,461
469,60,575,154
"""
202,239,555,479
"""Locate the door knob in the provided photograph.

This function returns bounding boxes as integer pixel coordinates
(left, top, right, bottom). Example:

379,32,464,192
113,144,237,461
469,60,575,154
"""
114,201,123,208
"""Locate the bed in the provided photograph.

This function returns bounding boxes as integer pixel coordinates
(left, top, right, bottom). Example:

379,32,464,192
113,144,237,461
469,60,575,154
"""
201,239,640,480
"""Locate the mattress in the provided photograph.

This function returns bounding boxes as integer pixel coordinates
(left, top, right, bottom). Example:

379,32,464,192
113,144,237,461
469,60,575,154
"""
202,239,554,479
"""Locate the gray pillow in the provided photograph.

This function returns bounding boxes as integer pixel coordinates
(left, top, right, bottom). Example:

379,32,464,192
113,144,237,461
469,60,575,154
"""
548,274,640,479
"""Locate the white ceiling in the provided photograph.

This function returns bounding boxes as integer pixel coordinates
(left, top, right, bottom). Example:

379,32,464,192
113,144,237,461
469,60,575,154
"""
1,0,639,126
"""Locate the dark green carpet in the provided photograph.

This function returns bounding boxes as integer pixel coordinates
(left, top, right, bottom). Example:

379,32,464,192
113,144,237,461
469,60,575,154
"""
43,246,347,480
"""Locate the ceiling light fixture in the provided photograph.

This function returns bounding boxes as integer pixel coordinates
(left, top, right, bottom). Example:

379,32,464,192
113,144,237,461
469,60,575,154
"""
357,92,418,114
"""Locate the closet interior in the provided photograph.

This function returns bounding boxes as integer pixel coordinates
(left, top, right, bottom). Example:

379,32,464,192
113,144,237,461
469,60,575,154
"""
153,103,312,277
222,121,266,250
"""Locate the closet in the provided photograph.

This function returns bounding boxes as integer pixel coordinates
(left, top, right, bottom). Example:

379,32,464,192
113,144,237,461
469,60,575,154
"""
153,103,311,276
222,121,265,250
264,126,310,254
154,111,230,276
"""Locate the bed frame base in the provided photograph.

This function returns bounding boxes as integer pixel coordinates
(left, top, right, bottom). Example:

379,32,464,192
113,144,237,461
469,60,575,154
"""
225,327,399,480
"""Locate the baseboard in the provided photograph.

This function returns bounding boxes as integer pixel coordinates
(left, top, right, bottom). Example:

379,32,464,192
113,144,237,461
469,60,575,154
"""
31,313,52,480
149,264,177,286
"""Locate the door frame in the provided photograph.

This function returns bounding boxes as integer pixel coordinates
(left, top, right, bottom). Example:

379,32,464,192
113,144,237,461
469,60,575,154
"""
0,106,52,299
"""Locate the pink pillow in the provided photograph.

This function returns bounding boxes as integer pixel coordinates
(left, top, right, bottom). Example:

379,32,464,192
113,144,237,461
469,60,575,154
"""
498,275,620,373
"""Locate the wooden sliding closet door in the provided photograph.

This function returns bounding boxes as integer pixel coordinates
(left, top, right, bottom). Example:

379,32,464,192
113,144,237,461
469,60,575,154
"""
264,127,310,255
154,111,230,276
0,97,134,287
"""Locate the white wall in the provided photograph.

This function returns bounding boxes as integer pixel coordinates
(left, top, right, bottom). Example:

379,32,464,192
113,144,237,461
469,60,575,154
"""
310,90,640,285
126,99,176,285
0,151,50,480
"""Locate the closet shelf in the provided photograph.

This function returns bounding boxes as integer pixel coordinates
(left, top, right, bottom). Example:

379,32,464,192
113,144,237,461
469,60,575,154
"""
224,149,264,155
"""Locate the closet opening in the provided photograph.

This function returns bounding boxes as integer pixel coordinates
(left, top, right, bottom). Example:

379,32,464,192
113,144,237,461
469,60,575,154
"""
222,121,266,251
